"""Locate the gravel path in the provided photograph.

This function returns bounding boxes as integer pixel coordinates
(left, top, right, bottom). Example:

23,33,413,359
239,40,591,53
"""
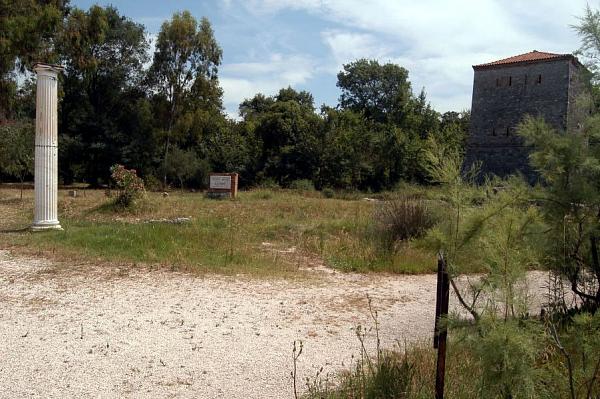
0,250,548,398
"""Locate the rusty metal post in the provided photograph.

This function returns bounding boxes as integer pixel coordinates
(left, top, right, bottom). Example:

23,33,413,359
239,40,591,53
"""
434,253,450,399
434,254,442,349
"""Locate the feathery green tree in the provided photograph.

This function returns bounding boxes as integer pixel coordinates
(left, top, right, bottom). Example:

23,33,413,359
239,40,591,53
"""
148,11,223,187
0,0,69,120
57,5,149,185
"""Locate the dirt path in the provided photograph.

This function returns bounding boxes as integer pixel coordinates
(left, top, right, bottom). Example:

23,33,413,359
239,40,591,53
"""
0,250,548,398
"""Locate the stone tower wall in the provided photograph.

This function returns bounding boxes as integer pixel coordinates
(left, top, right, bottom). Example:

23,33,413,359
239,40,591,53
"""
465,59,575,182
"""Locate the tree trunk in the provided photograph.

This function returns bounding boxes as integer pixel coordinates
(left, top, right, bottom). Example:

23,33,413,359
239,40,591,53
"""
19,175,24,201
163,135,170,189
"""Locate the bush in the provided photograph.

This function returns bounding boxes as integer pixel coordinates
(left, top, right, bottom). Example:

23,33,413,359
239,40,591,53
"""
288,179,315,191
373,195,435,251
256,178,280,190
110,164,145,209
306,350,413,399
322,187,335,198
143,174,162,192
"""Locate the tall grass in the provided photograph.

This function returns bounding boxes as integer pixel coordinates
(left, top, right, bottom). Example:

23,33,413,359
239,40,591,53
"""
300,297,480,398
372,195,437,252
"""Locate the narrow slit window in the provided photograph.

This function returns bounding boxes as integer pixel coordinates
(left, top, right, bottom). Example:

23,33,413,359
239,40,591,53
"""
508,76,512,86
492,128,496,136
537,74,542,84
506,127,510,136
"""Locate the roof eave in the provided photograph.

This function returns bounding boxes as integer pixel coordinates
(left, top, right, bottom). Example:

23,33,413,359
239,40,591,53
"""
472,55,580,71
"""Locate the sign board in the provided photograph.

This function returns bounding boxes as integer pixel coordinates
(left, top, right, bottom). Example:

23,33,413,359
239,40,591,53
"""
210,175,232,190
207,173,239,199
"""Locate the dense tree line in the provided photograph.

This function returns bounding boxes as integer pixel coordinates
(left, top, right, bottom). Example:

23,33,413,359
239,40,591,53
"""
0,2,468,190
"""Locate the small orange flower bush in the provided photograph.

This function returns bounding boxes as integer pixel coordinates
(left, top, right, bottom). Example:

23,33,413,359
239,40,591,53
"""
110,164,145,208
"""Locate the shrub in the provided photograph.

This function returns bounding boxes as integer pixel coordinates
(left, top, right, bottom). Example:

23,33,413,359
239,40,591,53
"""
143,174,162,192
322,187,335,198
110,164,145,209
257,178,280,190
303,298,415,399
307,350,413,399
373,195,435,252
289,179,315,191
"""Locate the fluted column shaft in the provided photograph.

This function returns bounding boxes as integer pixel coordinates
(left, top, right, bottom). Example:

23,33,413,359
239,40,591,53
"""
32,64,63,231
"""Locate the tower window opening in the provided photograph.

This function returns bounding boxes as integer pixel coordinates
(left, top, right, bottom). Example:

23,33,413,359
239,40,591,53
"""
508,76,512,86
492,128,496,136
536,74,542,84
506,127,510,136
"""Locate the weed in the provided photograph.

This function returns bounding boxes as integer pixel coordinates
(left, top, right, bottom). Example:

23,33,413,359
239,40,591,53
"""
322,187,335,199
289,179,315,191
303,296,415,399
372,195,436,252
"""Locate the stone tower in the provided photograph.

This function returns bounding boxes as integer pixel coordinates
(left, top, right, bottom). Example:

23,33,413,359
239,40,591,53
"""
464,50,589,182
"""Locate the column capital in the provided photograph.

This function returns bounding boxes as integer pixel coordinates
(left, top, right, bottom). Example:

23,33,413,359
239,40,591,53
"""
33,63,64,77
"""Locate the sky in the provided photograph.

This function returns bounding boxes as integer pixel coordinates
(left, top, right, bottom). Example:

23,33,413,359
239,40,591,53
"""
72,0,592,119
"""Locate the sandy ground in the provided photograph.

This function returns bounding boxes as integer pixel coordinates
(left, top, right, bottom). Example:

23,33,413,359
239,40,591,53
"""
0,250,549,398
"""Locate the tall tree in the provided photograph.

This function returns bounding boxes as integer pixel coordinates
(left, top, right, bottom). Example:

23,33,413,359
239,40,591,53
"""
239,93,275,121
0,122,34,198
57,5,149,184
573,4,600,110
148,11,223,187
573,4,600,84
0,0,69,121
238,88,321,186
519,115,600,311
317,107,374,189
337,59,412,125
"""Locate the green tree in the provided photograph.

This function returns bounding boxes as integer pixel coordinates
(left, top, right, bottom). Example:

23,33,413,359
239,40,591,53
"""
275,86,314,109
572,4,600,116
337,59,412,125
0,122,34,198
335,59,442,186
206,120,252,176
167,146,201,189
239,93,275,120
424,137,548,398
317,107,374,189
59,5,148,85
239,88,322,186
519,115,600,311
0,0,69,120
148,11,223,187
573,4,600,85
57,5,149,185
119,96,161,180
403,88,440,137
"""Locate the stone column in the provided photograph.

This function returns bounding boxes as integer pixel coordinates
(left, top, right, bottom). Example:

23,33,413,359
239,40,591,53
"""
32,63,63,231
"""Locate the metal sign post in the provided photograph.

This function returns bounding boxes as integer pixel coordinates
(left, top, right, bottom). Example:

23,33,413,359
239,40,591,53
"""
434,253,449,399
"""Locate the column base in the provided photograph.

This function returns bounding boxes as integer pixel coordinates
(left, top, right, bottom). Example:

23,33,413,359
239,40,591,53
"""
31,222,63,232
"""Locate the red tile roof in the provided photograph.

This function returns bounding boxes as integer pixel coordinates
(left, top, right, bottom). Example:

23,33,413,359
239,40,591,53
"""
473,50,576,70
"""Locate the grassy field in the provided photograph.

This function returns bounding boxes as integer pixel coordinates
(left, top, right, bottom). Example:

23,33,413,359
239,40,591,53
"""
0,187,436,275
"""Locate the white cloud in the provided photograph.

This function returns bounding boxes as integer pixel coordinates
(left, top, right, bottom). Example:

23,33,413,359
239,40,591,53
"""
220,53,317,118
321,30,390,72
237,0,589,112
